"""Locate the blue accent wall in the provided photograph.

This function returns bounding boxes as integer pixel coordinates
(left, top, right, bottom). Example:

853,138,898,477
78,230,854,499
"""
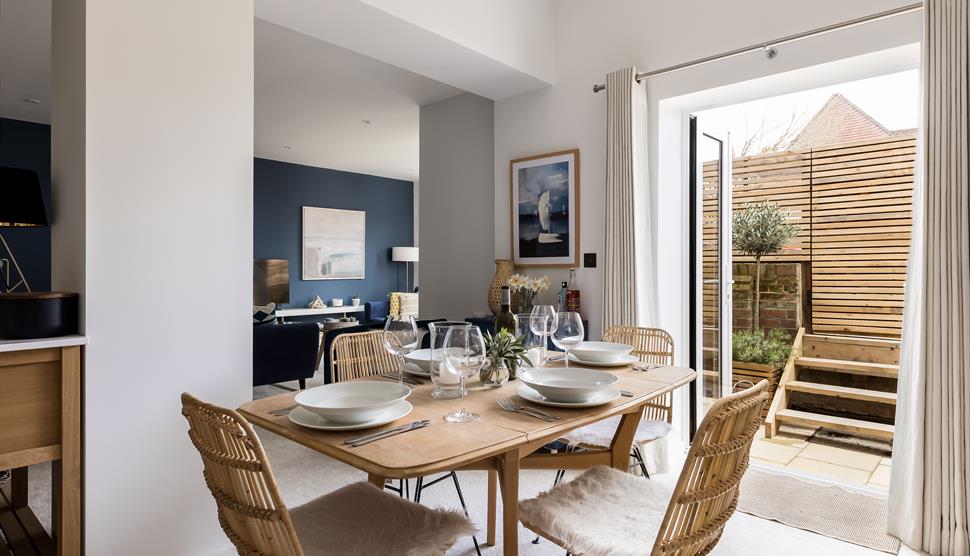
253,158,413,310
0,118,52,291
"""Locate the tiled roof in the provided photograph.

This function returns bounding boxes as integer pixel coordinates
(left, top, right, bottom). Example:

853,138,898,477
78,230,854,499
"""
789,93,891,149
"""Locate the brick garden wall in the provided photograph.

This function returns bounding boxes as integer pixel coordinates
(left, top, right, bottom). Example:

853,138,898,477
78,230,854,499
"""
733,262,803,334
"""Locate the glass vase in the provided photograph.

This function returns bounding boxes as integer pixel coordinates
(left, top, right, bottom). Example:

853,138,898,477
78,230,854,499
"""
479,358,510,388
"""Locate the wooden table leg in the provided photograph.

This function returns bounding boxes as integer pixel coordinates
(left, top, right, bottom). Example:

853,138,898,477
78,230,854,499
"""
367,473,387,489
498,449,520,555
486,469,497,546
609,407,645,471
59,345,82,556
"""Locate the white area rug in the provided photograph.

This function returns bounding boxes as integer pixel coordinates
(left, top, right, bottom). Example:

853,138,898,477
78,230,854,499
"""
737,469,901,553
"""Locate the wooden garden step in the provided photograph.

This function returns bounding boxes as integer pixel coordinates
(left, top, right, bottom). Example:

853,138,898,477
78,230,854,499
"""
795,356,899,378
785,380,897,404
775,408,894,440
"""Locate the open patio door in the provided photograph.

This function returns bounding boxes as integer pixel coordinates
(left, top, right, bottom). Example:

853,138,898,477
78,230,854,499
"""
689,116,733,430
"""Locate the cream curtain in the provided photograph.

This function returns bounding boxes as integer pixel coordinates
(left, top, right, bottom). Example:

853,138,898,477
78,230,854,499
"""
603,67,656,331
888,1,970,554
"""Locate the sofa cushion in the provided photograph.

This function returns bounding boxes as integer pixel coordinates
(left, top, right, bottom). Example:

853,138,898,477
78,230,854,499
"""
253,302,277,325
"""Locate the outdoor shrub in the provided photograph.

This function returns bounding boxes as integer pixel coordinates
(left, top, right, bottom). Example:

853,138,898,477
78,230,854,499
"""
732,328,793,366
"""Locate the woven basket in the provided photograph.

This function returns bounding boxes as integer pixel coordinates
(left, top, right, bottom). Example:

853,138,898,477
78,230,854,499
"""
488,260,515,314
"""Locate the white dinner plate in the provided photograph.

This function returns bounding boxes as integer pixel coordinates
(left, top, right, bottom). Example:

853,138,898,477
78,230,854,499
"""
288,400,413,431
516,384,621,408
569,341,634,363
568,353,639,367
402,362,430,377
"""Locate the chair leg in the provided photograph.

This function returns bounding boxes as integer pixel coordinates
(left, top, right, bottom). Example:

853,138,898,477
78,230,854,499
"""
632,446,650,479
413,476,424,502
532,468,568,544
413,473,480,555
448,472,482,556
298,378,306,389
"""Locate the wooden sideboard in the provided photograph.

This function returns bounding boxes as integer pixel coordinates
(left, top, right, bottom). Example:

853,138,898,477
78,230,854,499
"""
0,336,84,556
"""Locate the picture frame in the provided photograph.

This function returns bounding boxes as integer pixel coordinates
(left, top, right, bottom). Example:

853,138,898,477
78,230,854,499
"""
509,149,580,267
302,207,366,280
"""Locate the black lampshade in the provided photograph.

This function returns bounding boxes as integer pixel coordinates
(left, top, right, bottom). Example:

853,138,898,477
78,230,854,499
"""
0,167,47,227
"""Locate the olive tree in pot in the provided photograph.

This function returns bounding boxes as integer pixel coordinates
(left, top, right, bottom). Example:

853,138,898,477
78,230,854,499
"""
732,201,801,331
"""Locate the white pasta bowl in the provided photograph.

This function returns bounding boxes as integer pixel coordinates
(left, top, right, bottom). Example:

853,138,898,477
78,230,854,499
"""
403,348,441,372
569,341,634,363
294,382,412,424
517,368,618,403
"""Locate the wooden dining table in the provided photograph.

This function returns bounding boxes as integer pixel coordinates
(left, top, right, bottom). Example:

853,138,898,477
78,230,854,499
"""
238,361,695,555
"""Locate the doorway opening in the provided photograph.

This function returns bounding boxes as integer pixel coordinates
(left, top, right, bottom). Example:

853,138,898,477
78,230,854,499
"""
689,68,918,492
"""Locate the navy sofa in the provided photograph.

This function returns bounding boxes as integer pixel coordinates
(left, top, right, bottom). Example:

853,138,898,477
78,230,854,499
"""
253,322,321,389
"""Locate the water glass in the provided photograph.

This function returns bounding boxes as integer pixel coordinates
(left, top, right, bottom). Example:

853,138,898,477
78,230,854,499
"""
514,313,544,369
383,316,418,385
428,321,466,399
441,325,485,423
550,312,584,367
529,305,558,366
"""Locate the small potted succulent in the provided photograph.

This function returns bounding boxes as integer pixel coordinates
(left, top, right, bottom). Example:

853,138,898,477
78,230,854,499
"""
481,330,533,387
351,293,361,306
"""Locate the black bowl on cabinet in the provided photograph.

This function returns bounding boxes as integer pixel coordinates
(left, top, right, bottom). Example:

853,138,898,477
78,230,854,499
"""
0,292,79,340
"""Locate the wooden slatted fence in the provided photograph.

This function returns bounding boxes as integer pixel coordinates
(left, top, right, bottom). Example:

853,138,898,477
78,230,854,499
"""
703,134,915,338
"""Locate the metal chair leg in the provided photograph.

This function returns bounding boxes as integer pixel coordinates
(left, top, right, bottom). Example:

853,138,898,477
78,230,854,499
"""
449,472,482,556
413,476,424,502
632,446,650,478
413,473,481,556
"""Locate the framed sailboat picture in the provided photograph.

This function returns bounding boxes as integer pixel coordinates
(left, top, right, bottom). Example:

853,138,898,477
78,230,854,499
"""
510,149,580,267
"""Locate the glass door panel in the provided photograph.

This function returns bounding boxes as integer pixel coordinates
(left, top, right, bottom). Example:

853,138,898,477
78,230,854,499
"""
691,119,733,425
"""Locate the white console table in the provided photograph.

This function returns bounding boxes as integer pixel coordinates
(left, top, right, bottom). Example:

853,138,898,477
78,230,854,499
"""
275,305,364,322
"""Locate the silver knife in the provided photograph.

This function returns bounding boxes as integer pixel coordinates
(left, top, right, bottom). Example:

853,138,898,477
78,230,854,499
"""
344,420,429,446
347,420,431,447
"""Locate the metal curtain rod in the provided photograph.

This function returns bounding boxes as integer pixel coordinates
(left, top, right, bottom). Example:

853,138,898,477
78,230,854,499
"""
592,2,923,92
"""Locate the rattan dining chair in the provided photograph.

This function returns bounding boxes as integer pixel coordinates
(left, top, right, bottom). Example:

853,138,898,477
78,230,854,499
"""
559,326,676,477
180,393,472,556
330,330,483,555
519,380,769,556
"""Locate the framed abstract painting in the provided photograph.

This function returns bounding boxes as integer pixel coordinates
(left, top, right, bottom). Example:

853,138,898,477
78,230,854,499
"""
509,149,580,267
302,207,366,280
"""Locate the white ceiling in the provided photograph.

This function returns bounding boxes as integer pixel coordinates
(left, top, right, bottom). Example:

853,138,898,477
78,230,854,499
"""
0,0,466,182
255,19,462,181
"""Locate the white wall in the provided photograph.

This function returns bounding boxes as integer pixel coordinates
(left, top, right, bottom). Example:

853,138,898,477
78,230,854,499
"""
51,1,254,554
494,0,921,346
419,93,494,320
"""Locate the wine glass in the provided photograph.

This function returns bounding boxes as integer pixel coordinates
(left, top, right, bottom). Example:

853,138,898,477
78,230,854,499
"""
441,324,486,423
383,315,418,385
529,305,558,366
551,312,585,368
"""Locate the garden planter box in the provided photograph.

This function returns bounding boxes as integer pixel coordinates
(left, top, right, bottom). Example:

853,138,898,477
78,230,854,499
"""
732,360,783,420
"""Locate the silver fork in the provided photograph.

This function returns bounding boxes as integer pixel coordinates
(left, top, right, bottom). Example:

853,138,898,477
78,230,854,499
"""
497,398,557,421
269,404,298,416
498,398,560,421
380,372,424,385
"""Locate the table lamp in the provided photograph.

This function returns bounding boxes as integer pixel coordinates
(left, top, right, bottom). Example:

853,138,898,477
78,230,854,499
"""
0,167,48,292
391,246,419,292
